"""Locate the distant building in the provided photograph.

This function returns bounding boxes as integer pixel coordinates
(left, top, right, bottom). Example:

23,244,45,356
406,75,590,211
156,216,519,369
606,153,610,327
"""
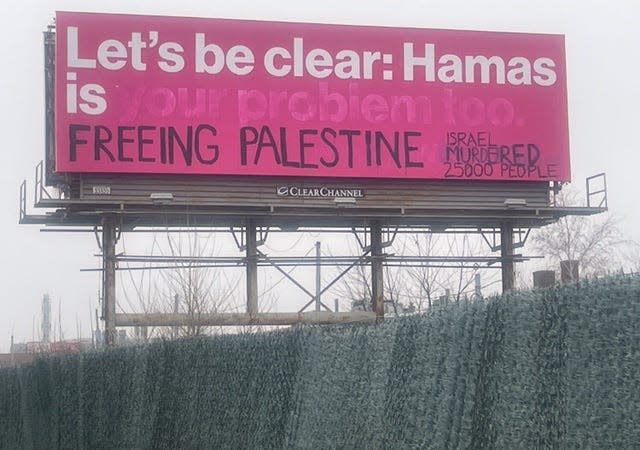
0,337,95,368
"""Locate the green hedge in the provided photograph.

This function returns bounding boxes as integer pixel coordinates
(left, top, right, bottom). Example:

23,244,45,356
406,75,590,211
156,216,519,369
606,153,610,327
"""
1,275,639,449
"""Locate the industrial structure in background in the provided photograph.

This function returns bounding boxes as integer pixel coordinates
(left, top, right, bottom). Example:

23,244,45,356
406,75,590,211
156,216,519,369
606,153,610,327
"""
19,12,606,346
0,258,586,367
1,295,93,367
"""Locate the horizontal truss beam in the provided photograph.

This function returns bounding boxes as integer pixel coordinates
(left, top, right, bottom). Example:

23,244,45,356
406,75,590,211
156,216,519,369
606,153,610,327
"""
79,254,539,272
115,311,377,327
109,254,534,264
82,263,512,271
39,226,526,234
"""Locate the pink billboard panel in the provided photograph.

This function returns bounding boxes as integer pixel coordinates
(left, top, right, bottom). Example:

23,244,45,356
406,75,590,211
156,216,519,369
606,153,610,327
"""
55,11,570,181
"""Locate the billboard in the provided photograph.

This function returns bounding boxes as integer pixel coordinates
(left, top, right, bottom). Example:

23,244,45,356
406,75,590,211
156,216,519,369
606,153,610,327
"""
55,11,570,181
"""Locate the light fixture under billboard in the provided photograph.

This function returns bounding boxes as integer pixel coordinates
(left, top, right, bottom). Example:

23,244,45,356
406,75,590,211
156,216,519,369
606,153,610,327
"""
149,192,174,205
504,198,527,208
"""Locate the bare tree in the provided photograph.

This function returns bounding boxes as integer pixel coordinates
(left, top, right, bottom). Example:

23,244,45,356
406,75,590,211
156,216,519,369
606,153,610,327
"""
332,232,496,314
162,231,240,336
622,243,640,274
405,232,496,310
532,187,629,277
329,238,408,316
331,259,408,316
118,229,242,339
405,233,440,311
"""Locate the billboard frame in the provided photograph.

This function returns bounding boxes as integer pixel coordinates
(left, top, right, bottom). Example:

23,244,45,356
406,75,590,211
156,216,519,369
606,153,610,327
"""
22,19,606,346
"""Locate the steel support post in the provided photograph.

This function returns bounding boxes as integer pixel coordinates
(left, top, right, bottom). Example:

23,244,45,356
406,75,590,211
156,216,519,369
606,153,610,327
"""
246,220,258,317
102,215,117,346
315,241,321,312
370,221,384,320
500,222,515,292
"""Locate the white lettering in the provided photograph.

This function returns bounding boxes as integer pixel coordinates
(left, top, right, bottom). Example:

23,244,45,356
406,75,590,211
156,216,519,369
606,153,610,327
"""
293,38,304,77
402,42,556,87
127,32,147,71
195,33,225,74
97,39,127,70
363,51,381,80
507,57,532,85
79,84,107,115
533,57,557,86
226,45,255,75
437,54,463,83
264,47,292,77
158,42,185,73
67,27,96,69
403,43,435,81
334,50,360,79
465,55,506,84
306,48,333,78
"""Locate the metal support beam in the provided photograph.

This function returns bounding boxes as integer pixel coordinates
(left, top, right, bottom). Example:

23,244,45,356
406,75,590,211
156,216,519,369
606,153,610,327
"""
295,248,370,313
500,222,515,292
315,241,321,312
115,311,376,327
102,215,117,346
246,220,258,317
370,221,384,320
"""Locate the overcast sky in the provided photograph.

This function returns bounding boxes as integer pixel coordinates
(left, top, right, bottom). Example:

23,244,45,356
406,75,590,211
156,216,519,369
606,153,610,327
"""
1,0,639,351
